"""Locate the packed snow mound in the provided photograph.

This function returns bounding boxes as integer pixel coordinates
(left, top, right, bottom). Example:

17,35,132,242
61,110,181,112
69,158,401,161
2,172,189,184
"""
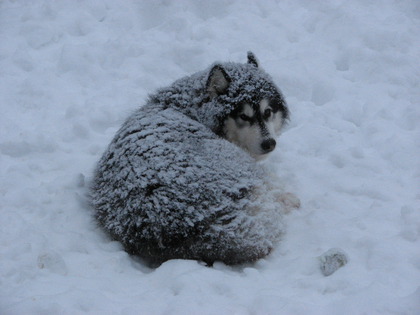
91,56,288,265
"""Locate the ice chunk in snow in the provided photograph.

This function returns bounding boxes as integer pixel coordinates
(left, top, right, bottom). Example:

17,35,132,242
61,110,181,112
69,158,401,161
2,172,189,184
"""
319,248,348,276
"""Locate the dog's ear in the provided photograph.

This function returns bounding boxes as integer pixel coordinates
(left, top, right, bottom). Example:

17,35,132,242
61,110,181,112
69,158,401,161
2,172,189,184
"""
247,51,259,68
206,65,231,98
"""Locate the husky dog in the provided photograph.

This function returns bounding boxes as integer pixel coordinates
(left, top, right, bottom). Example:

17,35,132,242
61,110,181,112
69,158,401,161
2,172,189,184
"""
91,52,296,266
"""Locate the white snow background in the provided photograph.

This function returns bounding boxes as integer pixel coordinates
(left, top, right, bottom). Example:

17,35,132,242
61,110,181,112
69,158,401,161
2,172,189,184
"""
1,0,419,314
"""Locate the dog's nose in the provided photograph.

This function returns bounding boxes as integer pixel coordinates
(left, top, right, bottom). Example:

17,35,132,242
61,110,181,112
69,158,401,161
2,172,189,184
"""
261,139,276,153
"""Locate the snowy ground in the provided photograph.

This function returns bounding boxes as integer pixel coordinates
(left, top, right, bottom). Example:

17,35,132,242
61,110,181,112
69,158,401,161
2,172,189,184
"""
1,0,419,314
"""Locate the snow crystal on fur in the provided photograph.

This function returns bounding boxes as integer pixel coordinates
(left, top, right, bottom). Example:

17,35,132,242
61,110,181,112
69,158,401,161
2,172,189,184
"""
91,54,288,265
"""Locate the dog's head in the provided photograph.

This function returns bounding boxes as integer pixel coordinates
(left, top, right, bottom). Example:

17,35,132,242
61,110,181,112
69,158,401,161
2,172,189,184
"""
206,52,289,160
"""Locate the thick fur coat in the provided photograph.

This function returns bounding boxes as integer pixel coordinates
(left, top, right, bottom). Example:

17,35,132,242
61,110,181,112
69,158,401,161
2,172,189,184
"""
91,53,289,265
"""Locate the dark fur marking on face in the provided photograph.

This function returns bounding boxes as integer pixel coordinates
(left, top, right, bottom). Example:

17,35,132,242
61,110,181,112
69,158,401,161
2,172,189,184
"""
269,97,289,120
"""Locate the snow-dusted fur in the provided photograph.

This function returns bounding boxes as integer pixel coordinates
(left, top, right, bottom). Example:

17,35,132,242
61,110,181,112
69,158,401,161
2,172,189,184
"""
91,53,289,265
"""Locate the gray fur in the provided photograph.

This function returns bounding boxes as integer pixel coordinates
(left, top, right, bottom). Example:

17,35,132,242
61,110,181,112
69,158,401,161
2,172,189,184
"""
90,53,288,266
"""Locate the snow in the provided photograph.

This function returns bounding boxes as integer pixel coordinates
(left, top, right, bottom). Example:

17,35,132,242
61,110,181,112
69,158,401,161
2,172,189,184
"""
0,0,419,314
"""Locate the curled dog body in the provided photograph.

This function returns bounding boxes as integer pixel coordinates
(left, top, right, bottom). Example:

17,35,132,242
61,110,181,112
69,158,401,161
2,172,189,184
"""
90,52,296,266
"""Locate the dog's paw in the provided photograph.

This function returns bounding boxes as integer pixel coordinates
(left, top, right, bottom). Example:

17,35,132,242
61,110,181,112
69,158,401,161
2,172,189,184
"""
277,192,301,212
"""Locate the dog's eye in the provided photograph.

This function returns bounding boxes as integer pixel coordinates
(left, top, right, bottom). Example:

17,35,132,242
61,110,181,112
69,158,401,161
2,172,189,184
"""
239,114,251,122
263,108,272,119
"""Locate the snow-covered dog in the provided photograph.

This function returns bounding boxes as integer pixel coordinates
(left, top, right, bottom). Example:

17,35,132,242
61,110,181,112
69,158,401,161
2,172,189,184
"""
91,52,297,266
